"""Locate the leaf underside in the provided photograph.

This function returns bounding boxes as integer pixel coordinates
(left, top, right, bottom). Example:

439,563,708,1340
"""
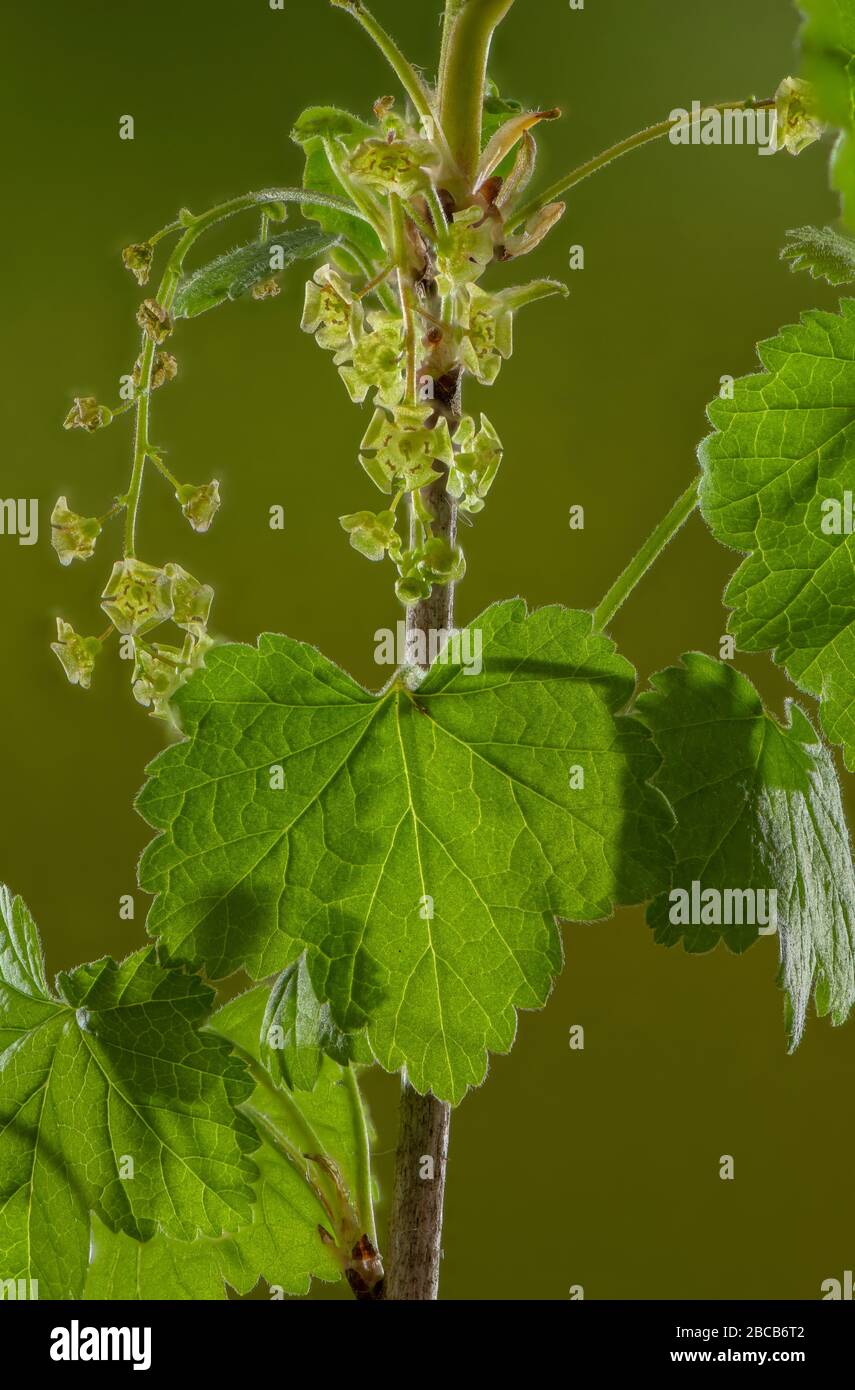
637,654,855,1047
699,300,855,770
138,600,672,1104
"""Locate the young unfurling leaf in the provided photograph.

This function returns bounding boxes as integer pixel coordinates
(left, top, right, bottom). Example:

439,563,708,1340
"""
292,106,385,269
782,224,855,284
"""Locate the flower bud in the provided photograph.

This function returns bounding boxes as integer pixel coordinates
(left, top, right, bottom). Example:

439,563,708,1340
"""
63,396,112,432
176,480,221,533
337,311,404,406
419,536,466,584
51,619,101,689
122,242,154,286
101,558,174,636
50,497,102,566
395,572,432,605
503,202,566,259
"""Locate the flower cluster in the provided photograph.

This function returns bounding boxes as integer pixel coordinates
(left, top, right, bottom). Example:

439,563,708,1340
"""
55,233,223,718
54,559,214,722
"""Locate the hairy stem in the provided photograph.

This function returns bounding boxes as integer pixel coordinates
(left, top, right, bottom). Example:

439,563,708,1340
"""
125,187,371,555
438,0,516,189
506,98,775,232
593,478,699,632
331,1,451,164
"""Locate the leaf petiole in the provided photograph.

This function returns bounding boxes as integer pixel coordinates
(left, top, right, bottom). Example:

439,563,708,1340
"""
506,98,776,233
342,1066,377,1246
593,479,699,633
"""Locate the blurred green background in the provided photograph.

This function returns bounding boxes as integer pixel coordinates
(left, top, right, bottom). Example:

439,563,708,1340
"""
2,0,852,1300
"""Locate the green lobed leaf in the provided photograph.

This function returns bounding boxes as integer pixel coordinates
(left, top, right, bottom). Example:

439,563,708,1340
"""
173,228,338,319
291,106,384,269
85,984,368,1300
0,888,258,1298
137,600,672,1105
799,0,855,225
636,655,855,1047
782,224,855,283
699,299,855,770
262,956,372,1093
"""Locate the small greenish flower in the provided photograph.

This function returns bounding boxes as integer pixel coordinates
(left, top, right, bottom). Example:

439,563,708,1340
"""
360,403,453,494
122,242,154,286
101,558,174,636
63,396,112,432
435,207,496,297
339,508,401,562
251,277,281,300
774,77,823,155
302,265,363,352
134,632,211,720
336,311,404,406
133,351,178,392
176,480,221,533
50,497,102,566
348,136,439,196
132,644,186,717
448,414,504,514
163,563,214,637
136,298,174,344
51,619,101,689
152,352,178,389
460,286,514,385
